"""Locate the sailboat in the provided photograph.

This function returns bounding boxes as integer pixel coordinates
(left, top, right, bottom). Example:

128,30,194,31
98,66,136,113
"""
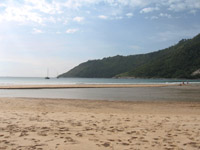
45,69,50,79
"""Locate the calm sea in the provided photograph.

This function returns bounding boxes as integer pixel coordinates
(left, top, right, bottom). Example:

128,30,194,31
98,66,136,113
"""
0,77,200,101
0,77,199,85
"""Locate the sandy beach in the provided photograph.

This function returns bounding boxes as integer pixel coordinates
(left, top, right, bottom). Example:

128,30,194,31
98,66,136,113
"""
0,96,200,150
0,83,175,89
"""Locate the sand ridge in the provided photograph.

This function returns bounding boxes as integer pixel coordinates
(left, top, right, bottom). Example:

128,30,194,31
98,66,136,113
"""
0,83,177,89
0,98,200,150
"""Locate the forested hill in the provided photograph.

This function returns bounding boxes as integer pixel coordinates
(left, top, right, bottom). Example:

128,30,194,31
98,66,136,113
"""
58,34,200,79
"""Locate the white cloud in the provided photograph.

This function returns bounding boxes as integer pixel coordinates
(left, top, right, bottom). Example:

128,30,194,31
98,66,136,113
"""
0,3,6,8
63,0,82,9
167,0,200,12
0,0,199,26
98,15,108,19
0,5,43,24
32,28,43,34
126,13,133,18
0,0,63,24
159,13,171,18
150,16,159,20
73,16,84,22
140,7,159,13
24,0,62,14
114,0,149,8
44,16,56,23
66,28,79,34
56,0,149,10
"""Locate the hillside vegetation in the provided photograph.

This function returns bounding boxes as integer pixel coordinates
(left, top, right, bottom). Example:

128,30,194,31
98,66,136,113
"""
58,34,200,79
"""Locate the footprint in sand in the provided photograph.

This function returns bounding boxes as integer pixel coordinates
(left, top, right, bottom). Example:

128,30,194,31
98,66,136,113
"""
102,142,110,147
38,132,47,136
121,142,129,146
75,133,83,137
65,137,76,143
19,131,29,137
59,127,69,132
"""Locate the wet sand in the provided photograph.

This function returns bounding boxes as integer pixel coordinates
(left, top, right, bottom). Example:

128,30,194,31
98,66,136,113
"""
0,83,175,89
0,97,200,150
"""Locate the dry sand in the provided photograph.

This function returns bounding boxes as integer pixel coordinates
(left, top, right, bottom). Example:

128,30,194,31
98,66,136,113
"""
0,97,200,150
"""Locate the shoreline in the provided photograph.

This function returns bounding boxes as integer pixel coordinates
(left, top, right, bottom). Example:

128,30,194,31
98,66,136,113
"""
0,83,180,89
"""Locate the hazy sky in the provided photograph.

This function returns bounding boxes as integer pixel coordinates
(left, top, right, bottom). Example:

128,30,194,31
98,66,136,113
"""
0,0,200,77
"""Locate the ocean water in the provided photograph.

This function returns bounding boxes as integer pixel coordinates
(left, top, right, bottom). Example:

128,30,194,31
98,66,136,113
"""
0,86,200,101
0,77,200,85
0,77,199,101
